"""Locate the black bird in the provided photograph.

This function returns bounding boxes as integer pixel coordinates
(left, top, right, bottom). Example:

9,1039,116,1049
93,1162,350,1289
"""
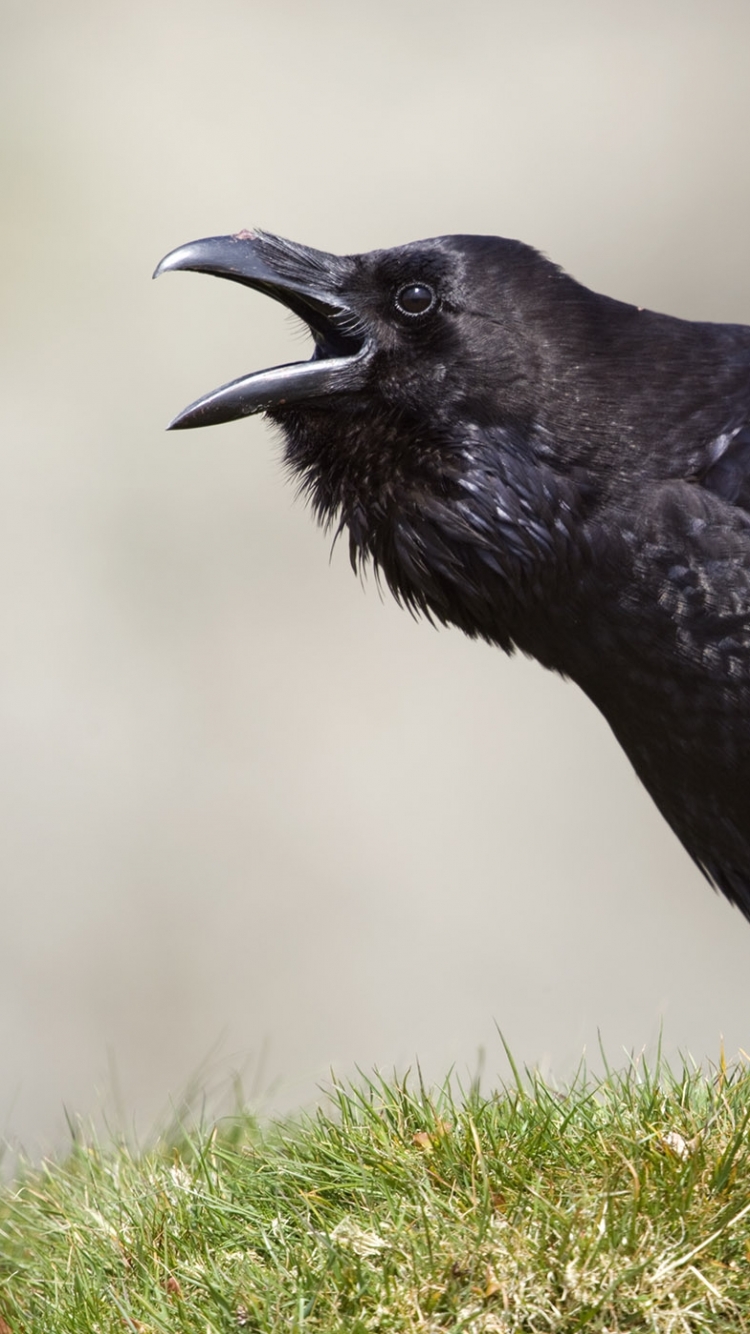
154,230,750,917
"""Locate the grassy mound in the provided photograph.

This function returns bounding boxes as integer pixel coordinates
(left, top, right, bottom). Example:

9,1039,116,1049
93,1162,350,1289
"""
2,1055,750,1331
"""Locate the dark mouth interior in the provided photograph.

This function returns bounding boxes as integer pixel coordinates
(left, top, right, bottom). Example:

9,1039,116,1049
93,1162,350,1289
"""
280,292,365,362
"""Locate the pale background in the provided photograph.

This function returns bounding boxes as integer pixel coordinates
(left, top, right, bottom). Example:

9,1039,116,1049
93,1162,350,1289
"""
3,0,750,1161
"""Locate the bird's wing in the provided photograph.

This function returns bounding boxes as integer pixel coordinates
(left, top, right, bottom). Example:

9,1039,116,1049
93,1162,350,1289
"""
631,477,750,666
620,477,750,913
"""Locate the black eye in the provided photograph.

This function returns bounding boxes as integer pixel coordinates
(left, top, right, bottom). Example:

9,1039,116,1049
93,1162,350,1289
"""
394,283,436,317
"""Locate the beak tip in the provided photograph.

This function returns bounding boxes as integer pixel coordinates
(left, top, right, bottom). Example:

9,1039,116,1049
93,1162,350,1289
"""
153,248,186,280
166,411,194,431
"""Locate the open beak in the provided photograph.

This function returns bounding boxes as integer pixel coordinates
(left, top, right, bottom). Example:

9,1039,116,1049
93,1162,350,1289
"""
153,230,371,429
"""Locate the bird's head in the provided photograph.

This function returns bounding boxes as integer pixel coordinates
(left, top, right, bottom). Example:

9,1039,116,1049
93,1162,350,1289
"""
152,230,622,644
154,229,568,436
156,230,573,499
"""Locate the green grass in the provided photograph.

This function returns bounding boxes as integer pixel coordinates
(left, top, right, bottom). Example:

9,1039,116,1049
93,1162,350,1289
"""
2,1053,750,1332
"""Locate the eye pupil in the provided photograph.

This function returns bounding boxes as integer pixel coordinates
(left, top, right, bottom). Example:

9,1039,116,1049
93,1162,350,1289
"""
395,283,435,316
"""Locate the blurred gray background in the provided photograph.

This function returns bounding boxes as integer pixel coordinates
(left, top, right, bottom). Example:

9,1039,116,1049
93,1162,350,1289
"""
3,0,750,1159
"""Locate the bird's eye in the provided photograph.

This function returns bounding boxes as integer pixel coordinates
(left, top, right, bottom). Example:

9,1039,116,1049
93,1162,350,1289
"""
394,283,436,317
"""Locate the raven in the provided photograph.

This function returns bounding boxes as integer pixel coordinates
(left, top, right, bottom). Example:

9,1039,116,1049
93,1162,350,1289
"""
155,230,750,917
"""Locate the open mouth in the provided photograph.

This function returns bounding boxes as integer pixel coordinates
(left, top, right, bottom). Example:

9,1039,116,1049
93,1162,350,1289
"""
153,230,370,430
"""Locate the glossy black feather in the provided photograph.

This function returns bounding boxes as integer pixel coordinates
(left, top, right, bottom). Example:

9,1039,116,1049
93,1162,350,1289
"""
702,425,750,508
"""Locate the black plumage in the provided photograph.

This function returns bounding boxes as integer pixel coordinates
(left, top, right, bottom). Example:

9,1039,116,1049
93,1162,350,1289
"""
155,229,750,917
